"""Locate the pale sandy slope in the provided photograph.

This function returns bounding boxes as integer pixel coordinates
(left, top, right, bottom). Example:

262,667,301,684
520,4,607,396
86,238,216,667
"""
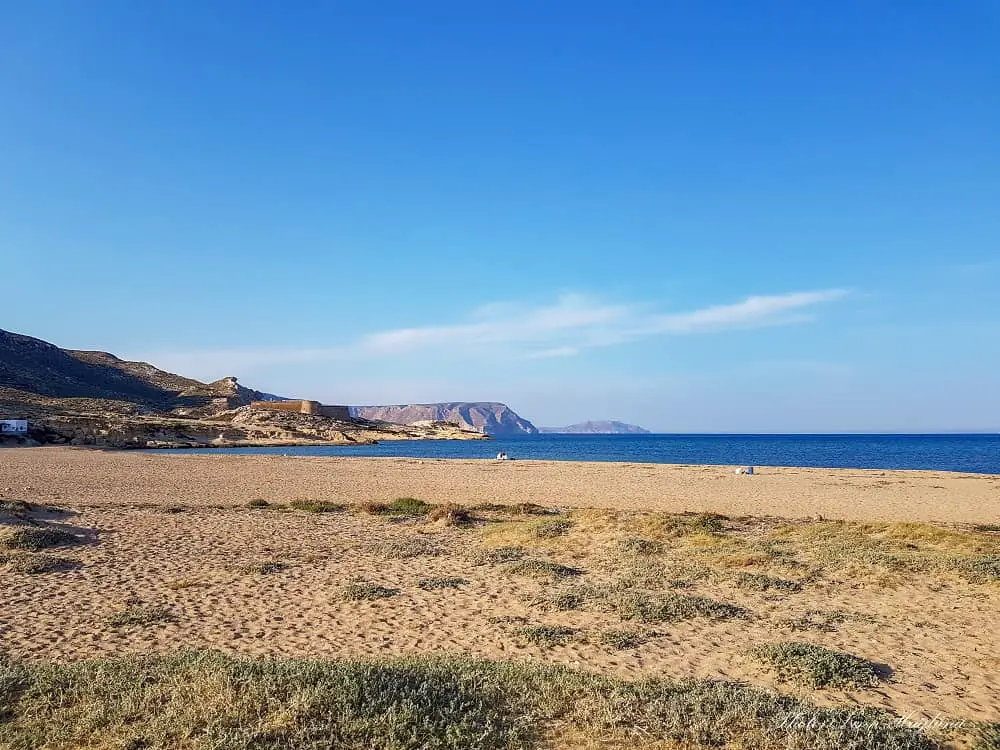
3,447,998,523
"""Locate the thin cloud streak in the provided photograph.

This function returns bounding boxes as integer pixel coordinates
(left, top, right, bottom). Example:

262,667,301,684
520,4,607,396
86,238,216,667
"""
133,289,849,376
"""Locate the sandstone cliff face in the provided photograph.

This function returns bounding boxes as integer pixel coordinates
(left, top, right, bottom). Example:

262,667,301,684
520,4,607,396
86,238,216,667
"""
350,403,537,436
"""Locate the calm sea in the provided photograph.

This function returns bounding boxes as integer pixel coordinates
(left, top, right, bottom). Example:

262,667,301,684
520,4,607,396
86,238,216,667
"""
160,434,1000,474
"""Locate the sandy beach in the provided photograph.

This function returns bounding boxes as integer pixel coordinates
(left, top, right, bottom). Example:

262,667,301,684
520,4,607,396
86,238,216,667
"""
2,446,998,523
2,446,999,741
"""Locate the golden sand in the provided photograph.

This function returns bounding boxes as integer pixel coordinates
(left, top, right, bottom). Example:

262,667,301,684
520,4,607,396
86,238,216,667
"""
2,446,998,727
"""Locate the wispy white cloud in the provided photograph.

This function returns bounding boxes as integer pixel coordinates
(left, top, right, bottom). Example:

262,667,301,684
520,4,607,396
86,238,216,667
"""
132,289,849,378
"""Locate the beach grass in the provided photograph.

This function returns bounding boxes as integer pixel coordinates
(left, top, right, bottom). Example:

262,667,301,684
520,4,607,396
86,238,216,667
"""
0,651,938,750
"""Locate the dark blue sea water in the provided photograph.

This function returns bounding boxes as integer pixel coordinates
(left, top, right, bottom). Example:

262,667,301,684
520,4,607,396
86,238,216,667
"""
160,434,1000,474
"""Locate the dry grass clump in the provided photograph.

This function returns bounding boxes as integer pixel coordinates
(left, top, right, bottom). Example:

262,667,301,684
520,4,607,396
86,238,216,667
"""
359,500,390,514
613,591,750,624
247,498,271,509
372,535,447,559
751,642,885,689
503,558,584,579
515,625,578,647
534,519,573,538
652,512,729,538
417,577,467,590
735,572,804,593
598,629,648,650
0,652,937,750
290,499,346,513
3,554,79,574
427,503,476,527
107,602,172,628
342,581,399,600
163,505,186,514
1,526,78,550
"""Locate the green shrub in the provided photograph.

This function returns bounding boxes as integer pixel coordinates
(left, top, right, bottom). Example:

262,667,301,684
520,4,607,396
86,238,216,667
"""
290,499,346,513
751,642,884,689
514,625,578,646
1,527,77,550
613,591,749,623
342,582,399,600
386,498,432,516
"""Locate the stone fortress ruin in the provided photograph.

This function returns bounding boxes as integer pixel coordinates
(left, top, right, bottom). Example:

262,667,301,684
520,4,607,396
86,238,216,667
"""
249,400,351,421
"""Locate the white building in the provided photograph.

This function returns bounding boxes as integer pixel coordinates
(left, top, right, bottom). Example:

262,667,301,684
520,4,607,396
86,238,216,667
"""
0,419,28,434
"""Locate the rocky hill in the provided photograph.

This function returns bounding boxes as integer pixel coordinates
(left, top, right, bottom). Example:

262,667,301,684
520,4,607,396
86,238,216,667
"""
539,420,650,434
351,402,537,435
0,329,485,448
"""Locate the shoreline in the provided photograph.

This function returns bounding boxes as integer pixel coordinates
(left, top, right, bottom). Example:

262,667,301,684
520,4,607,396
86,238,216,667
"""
145,445,1000,477
5,446,999,524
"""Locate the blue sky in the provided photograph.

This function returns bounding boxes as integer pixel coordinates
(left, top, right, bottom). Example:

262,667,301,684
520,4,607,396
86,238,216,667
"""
2,1,998,432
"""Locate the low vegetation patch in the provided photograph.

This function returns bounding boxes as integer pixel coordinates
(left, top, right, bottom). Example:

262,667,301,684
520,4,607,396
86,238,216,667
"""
342,581,399,600
655,512,729,537
515,625,578,647
735,572,804,593
417,577,467,590
3,554,79,574
163,505,186,514
387,497,433,516
613,591,750,623
618,537,664,555
427,503,476,527
751,642,884,689
974,524,1000,533
503,558,584,579
0,652,937,750
107,602,173,628
0,499,33,515
534,519,573,538
599,629,647,650
241,561,288,575
290,499,346,513
372,536,447,559
247,499,271,509
476,546,526,564
958,555,1000,583
1,526,78,550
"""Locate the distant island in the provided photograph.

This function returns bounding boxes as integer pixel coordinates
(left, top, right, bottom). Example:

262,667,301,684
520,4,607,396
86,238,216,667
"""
538,420,651,434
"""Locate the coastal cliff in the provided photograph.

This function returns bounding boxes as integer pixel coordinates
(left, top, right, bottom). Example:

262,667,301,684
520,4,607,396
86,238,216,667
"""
351,402,538,436
0,329,486,448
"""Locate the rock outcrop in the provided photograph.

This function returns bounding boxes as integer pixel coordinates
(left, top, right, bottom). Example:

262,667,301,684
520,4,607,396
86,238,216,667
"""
351,403,538,436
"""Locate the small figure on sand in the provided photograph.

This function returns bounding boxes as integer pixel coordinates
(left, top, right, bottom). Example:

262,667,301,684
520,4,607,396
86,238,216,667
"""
495,451,509,461
735,466,755,475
